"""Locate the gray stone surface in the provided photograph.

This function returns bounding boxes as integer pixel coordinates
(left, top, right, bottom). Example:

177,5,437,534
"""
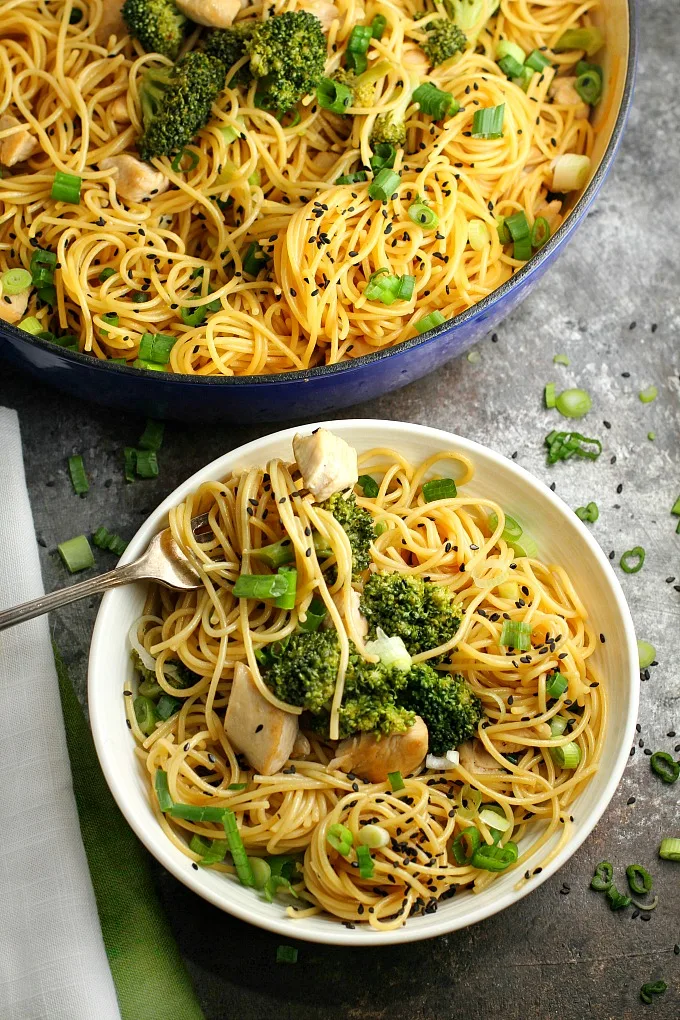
0,5,678,1018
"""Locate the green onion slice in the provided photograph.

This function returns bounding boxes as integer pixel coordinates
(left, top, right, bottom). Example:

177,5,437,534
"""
317,77,353,114
274,566,297,610
135,449,159,478
356,843,375,878
358,824,390,848
346,25,371,74
413,82,458,121
546,672,568,699
387,770,405,792
138,418,164,452
276,944,298,964
554,388,592,420
170,149,200,173
370,142,396,173
499,620,531,651
2,267,32,295
19,316,44,335
544,430,602,465
531,216,550,249
554,27,604,57
575,501,599,523
327,822,353,856
170,803,227,822
488,511,523,543
133,695,157,736
640,981,667,1005
298,596,327,632
367,168,400,202
189,834,228,865
156,694,182,720
553,353,570,366
233,573,290,599
575,69,602,105
659,837,680,861
335,171,369,185
223,808,255,886
357,474,379,498
549,741,581,768
422,477,457,502
650,751,679,784
138,333,177,366
637,639,655,670
471,841,518,872
58,534,94,573
414,309,445,334
544,382,556,408
626,864,652,896
549,715,569,737
364,268,415,305
498,54,524,79
407,198,439,230
638,385,657,404
67,454,89,495
472,104,505,139
154,768,173,811
525,49,551,71
371,14,387,38
451,826,481,864
620,547,645,574
605,885,631,910
51,170,82,204
458,783,482,820
242,242,269,277
590,860,613,891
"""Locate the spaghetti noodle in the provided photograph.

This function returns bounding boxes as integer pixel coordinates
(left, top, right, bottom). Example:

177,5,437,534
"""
0,0,601,374
126,431,605,930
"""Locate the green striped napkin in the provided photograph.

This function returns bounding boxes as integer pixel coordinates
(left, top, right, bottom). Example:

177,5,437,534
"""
54,647,205,1020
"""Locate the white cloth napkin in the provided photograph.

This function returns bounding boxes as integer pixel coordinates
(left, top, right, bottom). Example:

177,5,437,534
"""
0,408,121,1020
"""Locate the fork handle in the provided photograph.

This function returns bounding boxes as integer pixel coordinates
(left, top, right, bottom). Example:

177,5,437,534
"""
0,564,139,632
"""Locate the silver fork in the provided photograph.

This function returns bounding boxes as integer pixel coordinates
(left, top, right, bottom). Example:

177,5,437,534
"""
0,513,212,632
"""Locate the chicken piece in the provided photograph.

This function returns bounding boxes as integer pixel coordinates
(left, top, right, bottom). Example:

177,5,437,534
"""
291,732,311,758
329,716,428,783
99,154,169,204
0,288,29,325
95,0,127,46
175,0,241,28
109,95,131,122
549,76,589,120
0,114,39,167
293,428,358,502
493,723,552,755
458,738,506,774
224,661,298,775
402,45,430,77
326,588,368,641
299,0,339,32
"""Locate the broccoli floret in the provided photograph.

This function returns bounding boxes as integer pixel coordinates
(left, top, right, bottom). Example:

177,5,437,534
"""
137,50,227,161
122,0,188,59
310,650,414,740
263,629,340,713
332,59,393,109
322,491,375,577
203,23,255,86
398,663,482,754
419,18,466,66
247,11,326,112
369,72,417,150
360,572,462,658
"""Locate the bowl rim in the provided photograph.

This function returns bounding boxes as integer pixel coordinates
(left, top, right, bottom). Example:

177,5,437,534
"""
88,418,639,945
3,2,637,388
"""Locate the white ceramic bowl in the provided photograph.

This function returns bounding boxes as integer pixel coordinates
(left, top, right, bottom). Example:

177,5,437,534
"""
89,420,638,945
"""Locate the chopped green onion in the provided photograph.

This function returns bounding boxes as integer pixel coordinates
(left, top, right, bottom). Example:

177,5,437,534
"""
512,235,532,261
67,454,89,495
555,387,592,419
606,885,631,910
51,170,82,204
513,66,535,92
154,768,173,811
546,673,568,699
138,418,164,452
525,48,551,71
135,449,159,478
189,834,228,865
371,13,387,38
553,353,570,366
648,431,655,441
414,309,445,334
170,803,227,822
274,566,297,610
458,783,482,820
496,581,519,600
552,153,591,191
650,751,679,784
133,695,157,736
504,210,530,260
242,242,269,277
19,316,43,335
575,501,599,523
276,944,298,964
219,124,240,144
246,856,270,889
478,807,511,832
640,981,667,1005
637,639,655,669
499,620,531,651
496,40,526,64
100,312,119,337
374,520,387,536
659,838,680,861
358,474,379,498
498,54,524,78
531,216,550,249
156,693,182,720
488,512,522,542
672,495,680,517
358,824,390,848
223,807,255,886
327,822,353,856
626,864,652,896
99,267,115,282
138,332,177,365
317,77,353,114
620,546,645,575
387,770,405,792
346,25,372,74
472,104,505,139
639,385,657,403
228,783,248,791
170,149,200,173
544,382,556,408
92,527,127,556
496,217,510,244
356,843,374,878
575,69,602,105
370,142,396,173
364,268,415,305
451,826,481,864
549,715,569,737
550,741,581,769
413,82,458,120
422,477,457,502
233,573,290,600
545,430,602,465
131,291,150,303
590,860,613,891
471,841,518,872
1,268,31,295
299,596,327,632
250,537,297,569
554,27,604,57
58,534,94,573
123,447,137,483
368,168,400,202
335,171,368,185
408,198,439,230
